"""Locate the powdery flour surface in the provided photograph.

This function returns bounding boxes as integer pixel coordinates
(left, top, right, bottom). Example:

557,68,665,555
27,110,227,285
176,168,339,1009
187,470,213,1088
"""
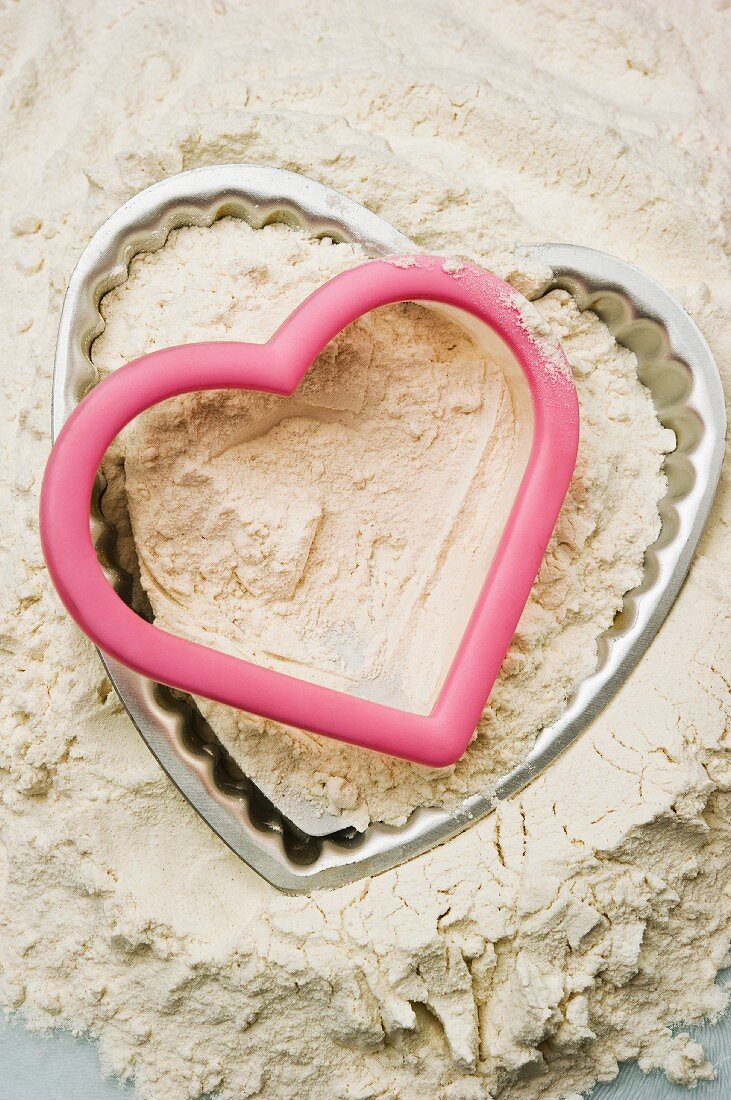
1,2,730,1099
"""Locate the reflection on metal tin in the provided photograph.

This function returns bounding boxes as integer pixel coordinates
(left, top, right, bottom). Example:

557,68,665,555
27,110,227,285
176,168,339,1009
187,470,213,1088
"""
52,166,726,893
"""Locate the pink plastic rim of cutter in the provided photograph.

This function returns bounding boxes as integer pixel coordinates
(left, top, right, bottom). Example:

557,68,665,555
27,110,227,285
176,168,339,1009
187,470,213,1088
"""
40,256,579,768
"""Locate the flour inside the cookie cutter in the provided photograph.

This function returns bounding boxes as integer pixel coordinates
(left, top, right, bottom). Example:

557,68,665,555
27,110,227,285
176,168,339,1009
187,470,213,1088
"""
40,255,579,769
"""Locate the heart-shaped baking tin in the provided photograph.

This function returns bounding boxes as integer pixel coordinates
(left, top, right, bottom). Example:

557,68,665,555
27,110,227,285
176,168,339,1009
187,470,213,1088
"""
49,165,726,891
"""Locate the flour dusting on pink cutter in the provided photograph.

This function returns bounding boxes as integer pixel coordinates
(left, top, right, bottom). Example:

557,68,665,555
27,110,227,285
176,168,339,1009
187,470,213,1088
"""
40,256,579,767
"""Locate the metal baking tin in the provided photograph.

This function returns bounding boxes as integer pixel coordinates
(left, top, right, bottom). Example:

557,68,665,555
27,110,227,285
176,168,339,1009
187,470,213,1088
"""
52,165,726,893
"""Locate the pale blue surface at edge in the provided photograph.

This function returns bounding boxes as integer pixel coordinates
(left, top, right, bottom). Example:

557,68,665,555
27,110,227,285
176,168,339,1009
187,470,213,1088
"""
0,1015,133,1100
1,995,730,1100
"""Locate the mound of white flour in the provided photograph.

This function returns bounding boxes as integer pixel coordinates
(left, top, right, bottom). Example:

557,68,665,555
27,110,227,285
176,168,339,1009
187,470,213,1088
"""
0,2,729,1099
93,217,669,830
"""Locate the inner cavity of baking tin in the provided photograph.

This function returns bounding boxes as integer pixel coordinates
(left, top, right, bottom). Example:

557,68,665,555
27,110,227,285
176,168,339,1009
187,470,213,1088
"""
90,223,534,718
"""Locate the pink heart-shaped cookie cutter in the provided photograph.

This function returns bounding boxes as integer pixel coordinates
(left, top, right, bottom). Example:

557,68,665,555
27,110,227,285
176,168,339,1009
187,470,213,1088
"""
40,255,578,767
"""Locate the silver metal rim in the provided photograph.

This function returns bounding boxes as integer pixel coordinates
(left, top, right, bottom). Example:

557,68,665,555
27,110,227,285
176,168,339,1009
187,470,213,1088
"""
52,165,726,892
